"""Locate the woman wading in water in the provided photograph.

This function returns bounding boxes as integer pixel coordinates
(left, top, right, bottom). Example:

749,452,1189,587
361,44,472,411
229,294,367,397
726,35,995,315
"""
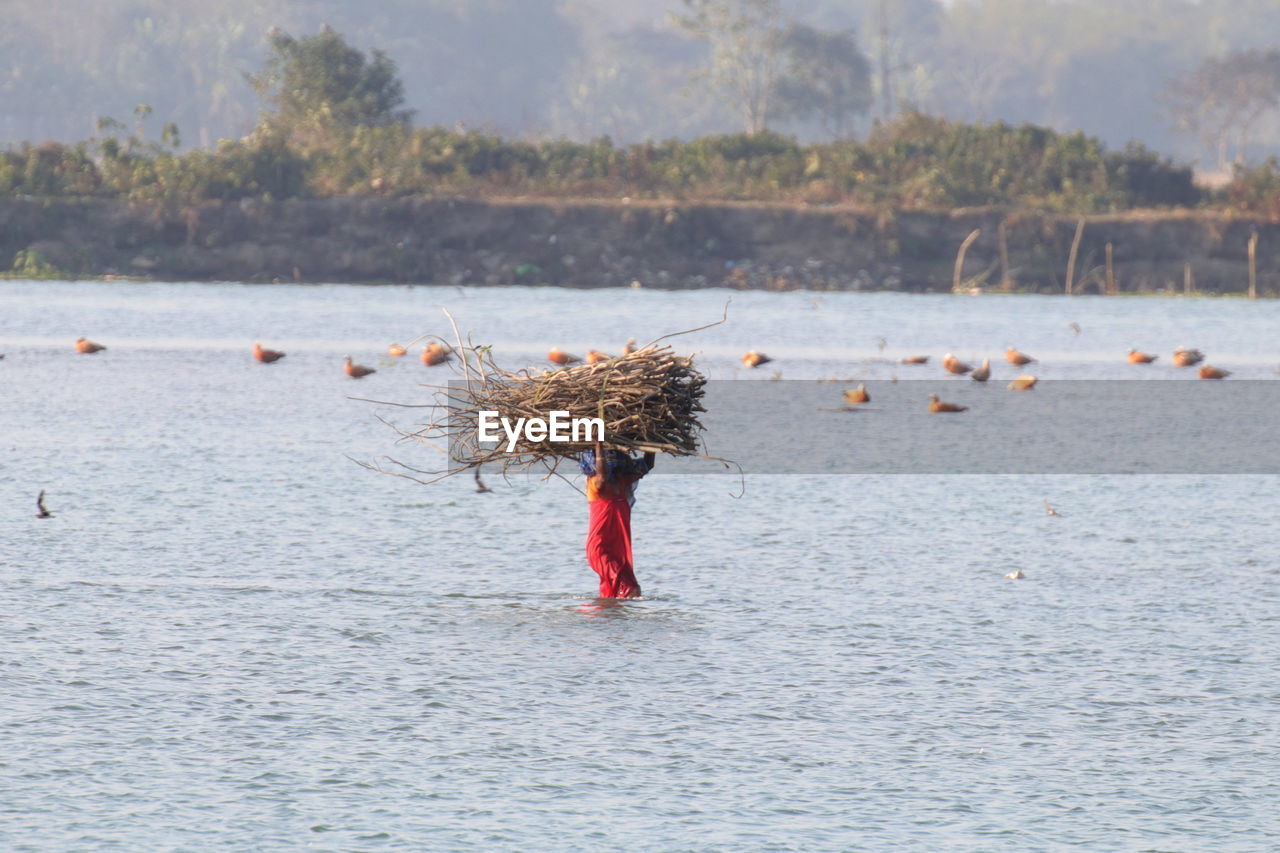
580,443,655,599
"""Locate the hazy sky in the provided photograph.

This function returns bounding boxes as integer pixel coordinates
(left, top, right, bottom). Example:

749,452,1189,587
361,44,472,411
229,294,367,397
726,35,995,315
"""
3,0,1279,165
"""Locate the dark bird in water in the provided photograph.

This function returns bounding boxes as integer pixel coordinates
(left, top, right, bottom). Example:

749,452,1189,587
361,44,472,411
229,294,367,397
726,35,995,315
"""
343,355,376,378
421,343,451,366
1005,346,1037,365
474,468,492,494
1198,365,1231,380
928,393,967,413
1171,346,1205,367
1044,499,1063,517
942,353,973,375
253,341,286,363
548,347,581,366
36,490,54,519
843,383,870,405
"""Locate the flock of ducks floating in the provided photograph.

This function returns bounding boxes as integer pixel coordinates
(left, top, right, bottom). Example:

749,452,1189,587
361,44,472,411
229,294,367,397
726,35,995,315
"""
64,335,1236,405
54,332,1104,580
66,335,639,379
741,342,1235,413
547,338,639,366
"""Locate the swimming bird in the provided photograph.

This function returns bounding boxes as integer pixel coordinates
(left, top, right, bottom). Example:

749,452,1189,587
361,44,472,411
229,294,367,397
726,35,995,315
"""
623,338,638,355
1008,374,1038,391
742,351,772,368
1044,499,1063,517
35,490,53,519
75,337,106,354
548,347,581,365
1004,568,1025,580
942,353,973,375
1068,322,1082,335
1127,349,1158,364
343,356,376,378
1005,347,1036,365
421,343,451,366
1172,346,1204,367
901,355,930,365
1198,365,1231,379
585,349,610,364
253,341,285,363
387,343,407,357
928,393,967,413
843,384,870,405
970,359,991,382
876,337,887,353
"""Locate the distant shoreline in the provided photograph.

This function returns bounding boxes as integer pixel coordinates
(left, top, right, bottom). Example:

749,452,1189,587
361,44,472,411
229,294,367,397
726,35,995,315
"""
3,196,1277,296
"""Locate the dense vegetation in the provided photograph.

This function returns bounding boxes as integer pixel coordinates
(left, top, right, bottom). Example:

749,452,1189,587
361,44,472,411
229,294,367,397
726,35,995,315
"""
0,104,1208,212
6,24,1280,216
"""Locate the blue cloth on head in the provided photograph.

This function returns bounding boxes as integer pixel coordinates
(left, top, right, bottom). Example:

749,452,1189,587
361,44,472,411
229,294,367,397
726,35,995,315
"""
579,449,650,479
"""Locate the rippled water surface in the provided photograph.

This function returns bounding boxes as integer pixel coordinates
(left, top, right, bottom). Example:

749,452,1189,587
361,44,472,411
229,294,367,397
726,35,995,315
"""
2,282,1278,851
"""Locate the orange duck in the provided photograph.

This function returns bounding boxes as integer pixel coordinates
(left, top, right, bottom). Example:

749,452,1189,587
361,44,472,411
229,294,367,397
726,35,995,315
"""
1005,346,1036,365
585,349,610,364
548,347,581,365
970,359,991,382
421,343,451,366
343,356,376,378
901,355,930,365
942,353,973,375
1007,374,1038,391
843,384,870,405
928,393,968,413
741,351,773,368
1172,346,1205,367
622,337,638,355
1198,365,1231,379
1127,349,1158,364
75,337,106,354
253,341,285,363
387,343,407,357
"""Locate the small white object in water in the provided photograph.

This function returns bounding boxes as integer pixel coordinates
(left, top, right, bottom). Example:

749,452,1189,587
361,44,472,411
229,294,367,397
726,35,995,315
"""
1004,569,1024,580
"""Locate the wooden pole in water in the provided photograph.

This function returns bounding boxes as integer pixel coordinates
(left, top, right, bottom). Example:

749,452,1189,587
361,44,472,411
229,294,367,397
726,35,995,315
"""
1065,217,1085,295
1105,241,1115,295
1248,229,1259,299
1184,262,1194,295
998,219,1012,291
954,228,981,292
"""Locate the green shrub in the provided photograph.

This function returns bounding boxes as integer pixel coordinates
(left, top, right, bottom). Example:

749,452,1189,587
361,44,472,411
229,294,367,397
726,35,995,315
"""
0,112,1206,213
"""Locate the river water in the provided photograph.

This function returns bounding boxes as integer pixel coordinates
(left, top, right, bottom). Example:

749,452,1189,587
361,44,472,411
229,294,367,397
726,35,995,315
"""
2,281,1278,851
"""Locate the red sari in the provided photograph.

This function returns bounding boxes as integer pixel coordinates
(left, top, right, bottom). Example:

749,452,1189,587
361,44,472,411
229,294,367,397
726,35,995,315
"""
585,473,642,598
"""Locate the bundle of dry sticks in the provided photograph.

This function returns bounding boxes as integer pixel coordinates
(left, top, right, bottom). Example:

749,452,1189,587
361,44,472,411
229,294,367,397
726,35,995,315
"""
373,342,707,484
